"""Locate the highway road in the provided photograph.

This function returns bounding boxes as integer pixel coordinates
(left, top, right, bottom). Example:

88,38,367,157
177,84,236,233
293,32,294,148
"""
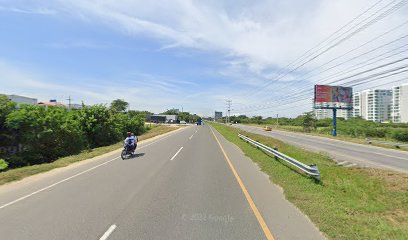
233,124,408,173
0,125,324,240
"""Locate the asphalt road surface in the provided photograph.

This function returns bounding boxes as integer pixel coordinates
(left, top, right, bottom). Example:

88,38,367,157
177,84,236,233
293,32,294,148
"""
0,125,324,240
233,124,408,173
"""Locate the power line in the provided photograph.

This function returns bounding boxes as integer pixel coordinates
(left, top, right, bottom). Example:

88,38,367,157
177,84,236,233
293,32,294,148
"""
314,45,408,82
252,31,408,107
236,0,388,99
239,0,407,100
237,33,408,111
235,66,408,114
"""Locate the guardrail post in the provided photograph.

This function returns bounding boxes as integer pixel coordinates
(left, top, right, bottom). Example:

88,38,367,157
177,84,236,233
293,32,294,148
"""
273,148,279,160
310,164,320,181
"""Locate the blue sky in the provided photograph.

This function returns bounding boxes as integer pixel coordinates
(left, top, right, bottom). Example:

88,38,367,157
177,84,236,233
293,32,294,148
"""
1,1,407,117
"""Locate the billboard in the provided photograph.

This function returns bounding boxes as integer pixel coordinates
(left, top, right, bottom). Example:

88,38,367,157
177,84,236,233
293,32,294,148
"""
314,85,352,104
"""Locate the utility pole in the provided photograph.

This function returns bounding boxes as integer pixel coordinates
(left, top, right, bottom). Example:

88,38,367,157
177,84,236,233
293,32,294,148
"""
226,99,232,124
66,96,72,110
276,114,279,126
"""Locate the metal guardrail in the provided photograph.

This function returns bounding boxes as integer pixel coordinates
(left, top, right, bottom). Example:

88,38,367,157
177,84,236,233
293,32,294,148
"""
238,134,321,180
367,139,408,148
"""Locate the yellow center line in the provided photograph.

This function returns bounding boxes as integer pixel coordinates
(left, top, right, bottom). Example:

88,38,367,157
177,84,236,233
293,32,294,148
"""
209,126,275,240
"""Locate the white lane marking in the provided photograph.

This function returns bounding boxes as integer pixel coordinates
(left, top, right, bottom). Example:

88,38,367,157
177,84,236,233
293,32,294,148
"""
0,127,190,210
195,130,198,133
170,147,183,161
189,134,194,140
138,128,187,149
99,224,117,240
0,157,120,210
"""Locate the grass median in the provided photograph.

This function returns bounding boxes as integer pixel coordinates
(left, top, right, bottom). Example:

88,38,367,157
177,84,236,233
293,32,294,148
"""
0,125,178,186
244,123,408,152
210,123,408,240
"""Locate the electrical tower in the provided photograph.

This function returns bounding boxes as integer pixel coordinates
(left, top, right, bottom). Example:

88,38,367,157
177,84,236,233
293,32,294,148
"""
226,99,232,124
66,96,73,110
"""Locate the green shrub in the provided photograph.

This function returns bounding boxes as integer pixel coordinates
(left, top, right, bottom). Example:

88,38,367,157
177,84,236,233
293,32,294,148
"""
2,101,146,169
6,105,86,166
392,130,408,142
76,104,123,148
0,159,8,171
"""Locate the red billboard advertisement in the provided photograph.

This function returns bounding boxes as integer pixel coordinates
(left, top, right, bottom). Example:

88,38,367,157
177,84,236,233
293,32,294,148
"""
314,85,352,104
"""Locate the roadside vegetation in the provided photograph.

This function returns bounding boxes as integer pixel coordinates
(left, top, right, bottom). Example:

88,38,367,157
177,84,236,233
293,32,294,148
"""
161,108,202,123
0,96,147,171
222,113,408,143
0,124,177,185
210,123,408,240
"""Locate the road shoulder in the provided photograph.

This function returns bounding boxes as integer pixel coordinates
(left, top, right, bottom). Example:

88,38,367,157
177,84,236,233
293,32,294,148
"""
0,126,188,192
210,125,326,240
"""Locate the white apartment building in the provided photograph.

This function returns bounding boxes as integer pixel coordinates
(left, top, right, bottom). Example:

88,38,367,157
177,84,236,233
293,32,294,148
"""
357,89,392,122
352,92,361,117
391,83,408,123
6,94,37,106
314,102,352,120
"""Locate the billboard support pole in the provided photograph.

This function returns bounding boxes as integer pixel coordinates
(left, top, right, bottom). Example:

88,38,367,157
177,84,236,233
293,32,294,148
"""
314,84,353,137
332,108,337,137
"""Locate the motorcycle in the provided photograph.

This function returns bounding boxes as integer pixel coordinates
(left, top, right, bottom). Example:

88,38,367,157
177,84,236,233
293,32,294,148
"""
121,143,136,160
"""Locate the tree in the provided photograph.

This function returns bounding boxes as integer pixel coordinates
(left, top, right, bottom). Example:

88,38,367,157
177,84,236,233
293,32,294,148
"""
251,116,263,125
302,112,317,132
162,108,179,115
6,105,85,166
110,99,129,113
178,112,190,122
0,95,16,127
0,95,17,162
77,104,121,148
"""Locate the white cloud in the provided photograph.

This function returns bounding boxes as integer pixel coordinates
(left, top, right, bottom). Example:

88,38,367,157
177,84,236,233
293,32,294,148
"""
2,0,408,117
0,6,56,15
0,59,211,114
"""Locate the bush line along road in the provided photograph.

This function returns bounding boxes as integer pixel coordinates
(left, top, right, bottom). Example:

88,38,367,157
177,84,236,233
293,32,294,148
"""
0,124,326,240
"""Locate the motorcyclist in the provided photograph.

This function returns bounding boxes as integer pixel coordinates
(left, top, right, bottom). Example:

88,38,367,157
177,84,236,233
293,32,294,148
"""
130,133,138,148
124,132,136,153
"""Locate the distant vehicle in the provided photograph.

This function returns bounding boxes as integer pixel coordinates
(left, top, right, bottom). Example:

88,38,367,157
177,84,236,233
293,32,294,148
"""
196,119,202,125
264,126,272,131
180,121,186,124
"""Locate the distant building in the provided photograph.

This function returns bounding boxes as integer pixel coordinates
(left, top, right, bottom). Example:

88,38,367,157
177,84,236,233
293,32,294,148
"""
314,103,330,120
69,103,83,110
149,115,177,123
359,89,392,123
391,83,408,123
352,92,361,117
6,94,37,106
214,111,223,121
314,102,351,120
38,99,68,108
